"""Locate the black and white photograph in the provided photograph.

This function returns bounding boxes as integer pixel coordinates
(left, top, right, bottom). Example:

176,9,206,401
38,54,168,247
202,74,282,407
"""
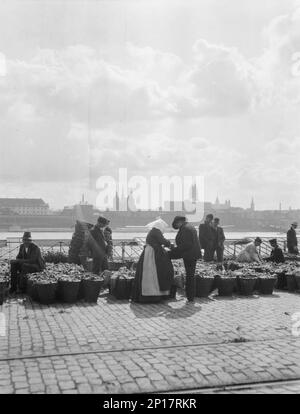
0,0,300,398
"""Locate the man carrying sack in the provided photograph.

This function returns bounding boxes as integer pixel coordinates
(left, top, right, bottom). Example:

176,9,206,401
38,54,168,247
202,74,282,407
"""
10,232,45,294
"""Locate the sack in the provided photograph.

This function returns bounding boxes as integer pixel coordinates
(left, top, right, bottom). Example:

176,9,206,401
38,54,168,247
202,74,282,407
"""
110,274,135,300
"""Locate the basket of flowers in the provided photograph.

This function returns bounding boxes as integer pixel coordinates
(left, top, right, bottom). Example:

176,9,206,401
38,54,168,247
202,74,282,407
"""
258,275,277,295
58,275,82,303
217,275,237,297
237,275,258,296
286,273,297,292
81,273,104,303
195,272,215,297
36,279,58,305
0,271,9,306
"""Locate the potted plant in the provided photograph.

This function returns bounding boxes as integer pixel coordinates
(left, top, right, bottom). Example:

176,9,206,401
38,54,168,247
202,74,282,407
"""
58,274,81,303
217,275,237,297
258,275,277,295
295,271,300,291
81,273,104,303
195,273,215,297
237,275,258,296
286,273,297,292
36,279,58,305
0,273,9,306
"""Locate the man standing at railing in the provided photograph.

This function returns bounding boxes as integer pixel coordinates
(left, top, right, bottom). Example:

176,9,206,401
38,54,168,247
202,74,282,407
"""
199,214,216,262
87,216,111,274
287,222,298,254
213,218,225,264
10,232,45,294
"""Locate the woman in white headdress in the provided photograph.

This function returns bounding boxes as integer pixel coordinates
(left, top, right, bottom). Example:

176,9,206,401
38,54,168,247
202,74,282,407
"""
132,218,174,303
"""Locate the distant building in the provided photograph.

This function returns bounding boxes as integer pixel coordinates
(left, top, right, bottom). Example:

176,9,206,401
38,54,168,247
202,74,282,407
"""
0,198,49,216
212,196,231,211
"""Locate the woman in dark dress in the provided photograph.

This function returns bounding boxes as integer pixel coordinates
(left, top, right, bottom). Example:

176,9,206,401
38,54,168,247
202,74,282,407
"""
132,219,174,303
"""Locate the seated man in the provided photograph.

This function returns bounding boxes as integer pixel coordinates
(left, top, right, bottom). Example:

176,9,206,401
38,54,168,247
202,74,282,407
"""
10,232,45,294
266,239,285,263
236,237,263,263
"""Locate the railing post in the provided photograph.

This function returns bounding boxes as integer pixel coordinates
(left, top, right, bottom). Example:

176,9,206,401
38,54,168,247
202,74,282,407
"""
121,242,125,262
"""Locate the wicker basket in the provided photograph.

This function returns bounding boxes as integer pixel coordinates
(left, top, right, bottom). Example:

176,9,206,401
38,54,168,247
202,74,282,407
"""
259,277,277,295
81,279,103,303
195,276,215,297
218,278,236,296
58,280,81,303
286,274,297,292
237,277,257,296
36,282,57,305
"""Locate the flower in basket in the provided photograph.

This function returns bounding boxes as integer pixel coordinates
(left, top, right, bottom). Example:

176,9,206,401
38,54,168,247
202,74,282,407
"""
59,274,82,282
81,273,104,282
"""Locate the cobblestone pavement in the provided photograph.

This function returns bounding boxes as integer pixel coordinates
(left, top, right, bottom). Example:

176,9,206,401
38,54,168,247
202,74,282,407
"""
0,289,300,394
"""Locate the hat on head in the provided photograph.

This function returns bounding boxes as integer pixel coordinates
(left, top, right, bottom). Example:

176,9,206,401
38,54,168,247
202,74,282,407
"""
206,214,214,220
97,216,110,226
22,232,32,241
269,238,277,245
255,237,262,244
172,216,187,229
292,222,298,226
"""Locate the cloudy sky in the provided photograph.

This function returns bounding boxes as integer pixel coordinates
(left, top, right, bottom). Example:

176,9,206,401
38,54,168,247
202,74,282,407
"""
0,0,300,210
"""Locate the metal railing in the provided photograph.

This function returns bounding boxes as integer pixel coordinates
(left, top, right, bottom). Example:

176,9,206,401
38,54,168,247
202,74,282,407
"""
0,236,297,262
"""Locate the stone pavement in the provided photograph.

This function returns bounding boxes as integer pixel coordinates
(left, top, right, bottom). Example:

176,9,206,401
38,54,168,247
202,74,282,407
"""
0,289,300,394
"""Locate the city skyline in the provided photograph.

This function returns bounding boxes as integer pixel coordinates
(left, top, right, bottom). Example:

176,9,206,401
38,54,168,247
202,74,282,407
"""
0,0,300,210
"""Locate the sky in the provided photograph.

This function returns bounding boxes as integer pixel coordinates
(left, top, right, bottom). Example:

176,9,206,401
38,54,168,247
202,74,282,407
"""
0,0,300,210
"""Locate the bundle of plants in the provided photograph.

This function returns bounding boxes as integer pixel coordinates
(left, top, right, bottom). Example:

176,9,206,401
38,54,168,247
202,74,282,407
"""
43,251,69,264
68,221,93,265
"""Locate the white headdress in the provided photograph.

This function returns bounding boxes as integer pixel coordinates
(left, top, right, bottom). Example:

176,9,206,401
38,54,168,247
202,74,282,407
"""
146,218,169,234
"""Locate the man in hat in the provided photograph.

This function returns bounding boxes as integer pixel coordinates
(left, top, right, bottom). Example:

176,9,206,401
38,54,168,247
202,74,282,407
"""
212,217,226,264
267,239,285,263
236,237,263,263
199,214,216,262
287,222,298,254
169,216,201,303
10,232,45,294
88,216,111,274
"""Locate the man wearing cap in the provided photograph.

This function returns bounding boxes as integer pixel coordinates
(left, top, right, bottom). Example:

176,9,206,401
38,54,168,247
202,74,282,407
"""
236,237,263,263
88,216,111,274
267,239,285,263
287,222,298,254
169,216,201,303
10,232,45,294
199,214,216,262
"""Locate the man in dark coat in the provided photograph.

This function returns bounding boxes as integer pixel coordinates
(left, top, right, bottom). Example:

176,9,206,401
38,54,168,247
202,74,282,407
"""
199,214,216,262
10,232,45,293
169,216,201,303
266,239,285,263
88,216,110,274
213,218,226,263
287,222,298,254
